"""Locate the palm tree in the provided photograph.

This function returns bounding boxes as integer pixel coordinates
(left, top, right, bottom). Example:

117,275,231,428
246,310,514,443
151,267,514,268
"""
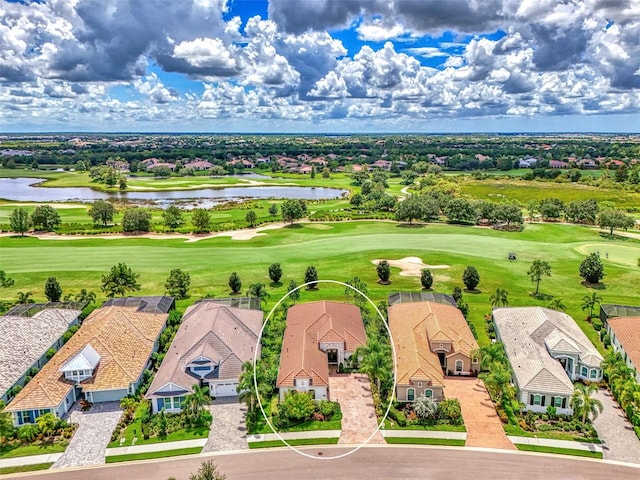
482,364,512,403
183,384,210,423
581,292,602,321
480,342,507,370
548,298,566,312
237,361,258,413
16,291,34,305
36,412,57,439
490,288,509,307
75,289,97,305
247,283,270,310
120,397,138,420
356,339,393,394
571,383,604,423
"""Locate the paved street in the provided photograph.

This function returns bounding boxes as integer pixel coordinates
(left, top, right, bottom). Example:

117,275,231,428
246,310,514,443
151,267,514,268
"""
203,397,248,452
329,373,384,445
52,401,122,468
443,377,516,450
7,446,640,480
592,389,640,464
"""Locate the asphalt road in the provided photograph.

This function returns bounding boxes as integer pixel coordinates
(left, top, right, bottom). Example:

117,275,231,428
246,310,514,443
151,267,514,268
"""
7,446,640,480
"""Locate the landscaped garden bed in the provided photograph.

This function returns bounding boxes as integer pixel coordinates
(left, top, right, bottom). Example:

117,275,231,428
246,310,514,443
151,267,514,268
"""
0,411,75,459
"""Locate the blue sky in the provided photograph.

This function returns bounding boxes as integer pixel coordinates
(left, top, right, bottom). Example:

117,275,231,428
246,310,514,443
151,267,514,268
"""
0,0,639,133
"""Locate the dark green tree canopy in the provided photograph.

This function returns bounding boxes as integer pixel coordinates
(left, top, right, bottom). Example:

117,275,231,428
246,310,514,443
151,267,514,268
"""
192,208,211,233
101,262,141,298
376,260,391,283
44,277,62,302
579,252,605,285
122,207,151,233
10,208,30,236
162,205,184,229
304,265,318,289
462,265,480,291
281,199,307,224
31,205,61,232
268,263,283,284
165,269,191,299
88,200,116,226
421,268,433,290
228,272,242,294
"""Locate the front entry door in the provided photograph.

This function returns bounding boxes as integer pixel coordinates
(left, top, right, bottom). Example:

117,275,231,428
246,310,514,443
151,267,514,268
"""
327,349,338,364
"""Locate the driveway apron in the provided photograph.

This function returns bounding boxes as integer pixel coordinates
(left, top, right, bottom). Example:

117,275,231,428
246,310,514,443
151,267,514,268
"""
443,377,516,450
592,389,640,464
329,373,385,445
52,401,122,468
203,397,248,452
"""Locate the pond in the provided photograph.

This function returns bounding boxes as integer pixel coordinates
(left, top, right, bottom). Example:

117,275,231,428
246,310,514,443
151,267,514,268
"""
0,178,347,207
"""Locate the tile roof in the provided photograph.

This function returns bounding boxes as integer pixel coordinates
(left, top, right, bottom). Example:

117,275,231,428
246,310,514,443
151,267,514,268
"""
277,301,366,388
608,316,640,373
493,307,603,396
0,308,80,398
147,302,262,399
6,306,167,411
389,301,478,387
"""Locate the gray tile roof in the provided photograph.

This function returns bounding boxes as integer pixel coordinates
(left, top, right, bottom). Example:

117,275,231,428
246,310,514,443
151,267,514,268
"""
0,308,80,398
493,307,602,396
147,302,263,399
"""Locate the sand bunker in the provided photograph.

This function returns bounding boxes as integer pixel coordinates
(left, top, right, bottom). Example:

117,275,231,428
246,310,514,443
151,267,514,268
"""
372,256,450,276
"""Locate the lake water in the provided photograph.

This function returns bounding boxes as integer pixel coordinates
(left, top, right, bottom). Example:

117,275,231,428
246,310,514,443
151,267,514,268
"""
0,177,347,207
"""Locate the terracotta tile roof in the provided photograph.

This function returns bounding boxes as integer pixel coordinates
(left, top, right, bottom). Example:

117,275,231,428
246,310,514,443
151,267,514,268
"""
146,302,262,399
608,317,640,372
277,301,366,388
6,306,167,412
391,302,479,386
0,308,80,398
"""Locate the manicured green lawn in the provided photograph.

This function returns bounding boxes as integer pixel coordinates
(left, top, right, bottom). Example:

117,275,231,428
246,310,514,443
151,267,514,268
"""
0,462,53,475
383,419,466,432
503,424,600,443
104,447,202,463
515,444,603,459
1,221,638,353
0,443,67,459
107,420,209,449
384,437,465,446
247,438,339,449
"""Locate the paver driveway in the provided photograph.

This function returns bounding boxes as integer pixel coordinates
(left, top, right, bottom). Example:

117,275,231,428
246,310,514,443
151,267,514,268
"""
329,373,385,445
52,401,122,468
203,396,248,452
592,389,640,464
443,377,515,450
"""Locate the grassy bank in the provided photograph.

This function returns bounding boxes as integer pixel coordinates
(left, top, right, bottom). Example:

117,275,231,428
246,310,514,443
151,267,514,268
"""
515,444,603,459
104,447,202,463
247,438,339,449
0,463,53,475
384,437,465,446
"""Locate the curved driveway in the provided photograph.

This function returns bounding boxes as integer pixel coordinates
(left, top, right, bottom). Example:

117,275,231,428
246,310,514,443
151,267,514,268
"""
6,446,640,480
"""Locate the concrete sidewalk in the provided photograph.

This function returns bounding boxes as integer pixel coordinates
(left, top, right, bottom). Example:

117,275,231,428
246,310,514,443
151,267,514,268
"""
0,452,62,469
247,430,341,442
105,438,207,456
508,435,603,453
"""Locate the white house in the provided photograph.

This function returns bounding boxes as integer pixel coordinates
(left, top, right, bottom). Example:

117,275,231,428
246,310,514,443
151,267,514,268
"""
493,307,603,415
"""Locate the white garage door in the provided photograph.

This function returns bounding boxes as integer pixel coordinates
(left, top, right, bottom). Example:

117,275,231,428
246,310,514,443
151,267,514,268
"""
212,382,238,397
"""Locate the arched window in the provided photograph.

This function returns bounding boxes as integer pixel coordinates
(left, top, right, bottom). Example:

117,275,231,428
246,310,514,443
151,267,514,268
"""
455,360,463,372
581,366,588,377
589,369,598,379
425,389,433,398
407,388,415,401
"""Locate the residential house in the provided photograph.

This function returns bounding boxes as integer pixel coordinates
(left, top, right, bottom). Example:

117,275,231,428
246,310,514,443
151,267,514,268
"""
389,301,480,403
277,301,366,401
5,297,172,426
0,305,81,404
517,157,538,168
493,307,603,414
184,159,214,170
600,304,640,324
372,159,392,171
549,160,569,169
146,300,263,413
607,317,640,383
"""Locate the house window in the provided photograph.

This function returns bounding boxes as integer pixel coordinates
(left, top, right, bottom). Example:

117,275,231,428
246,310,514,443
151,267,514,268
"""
407,388,415,401
531,394,542,406
193,366,211,372
418,382,422,388
472,355,479,364
581,366,588,377
425,389,433,398
157,398,165,410
455,360,463,372
553,396,562,408
590,369,598,379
